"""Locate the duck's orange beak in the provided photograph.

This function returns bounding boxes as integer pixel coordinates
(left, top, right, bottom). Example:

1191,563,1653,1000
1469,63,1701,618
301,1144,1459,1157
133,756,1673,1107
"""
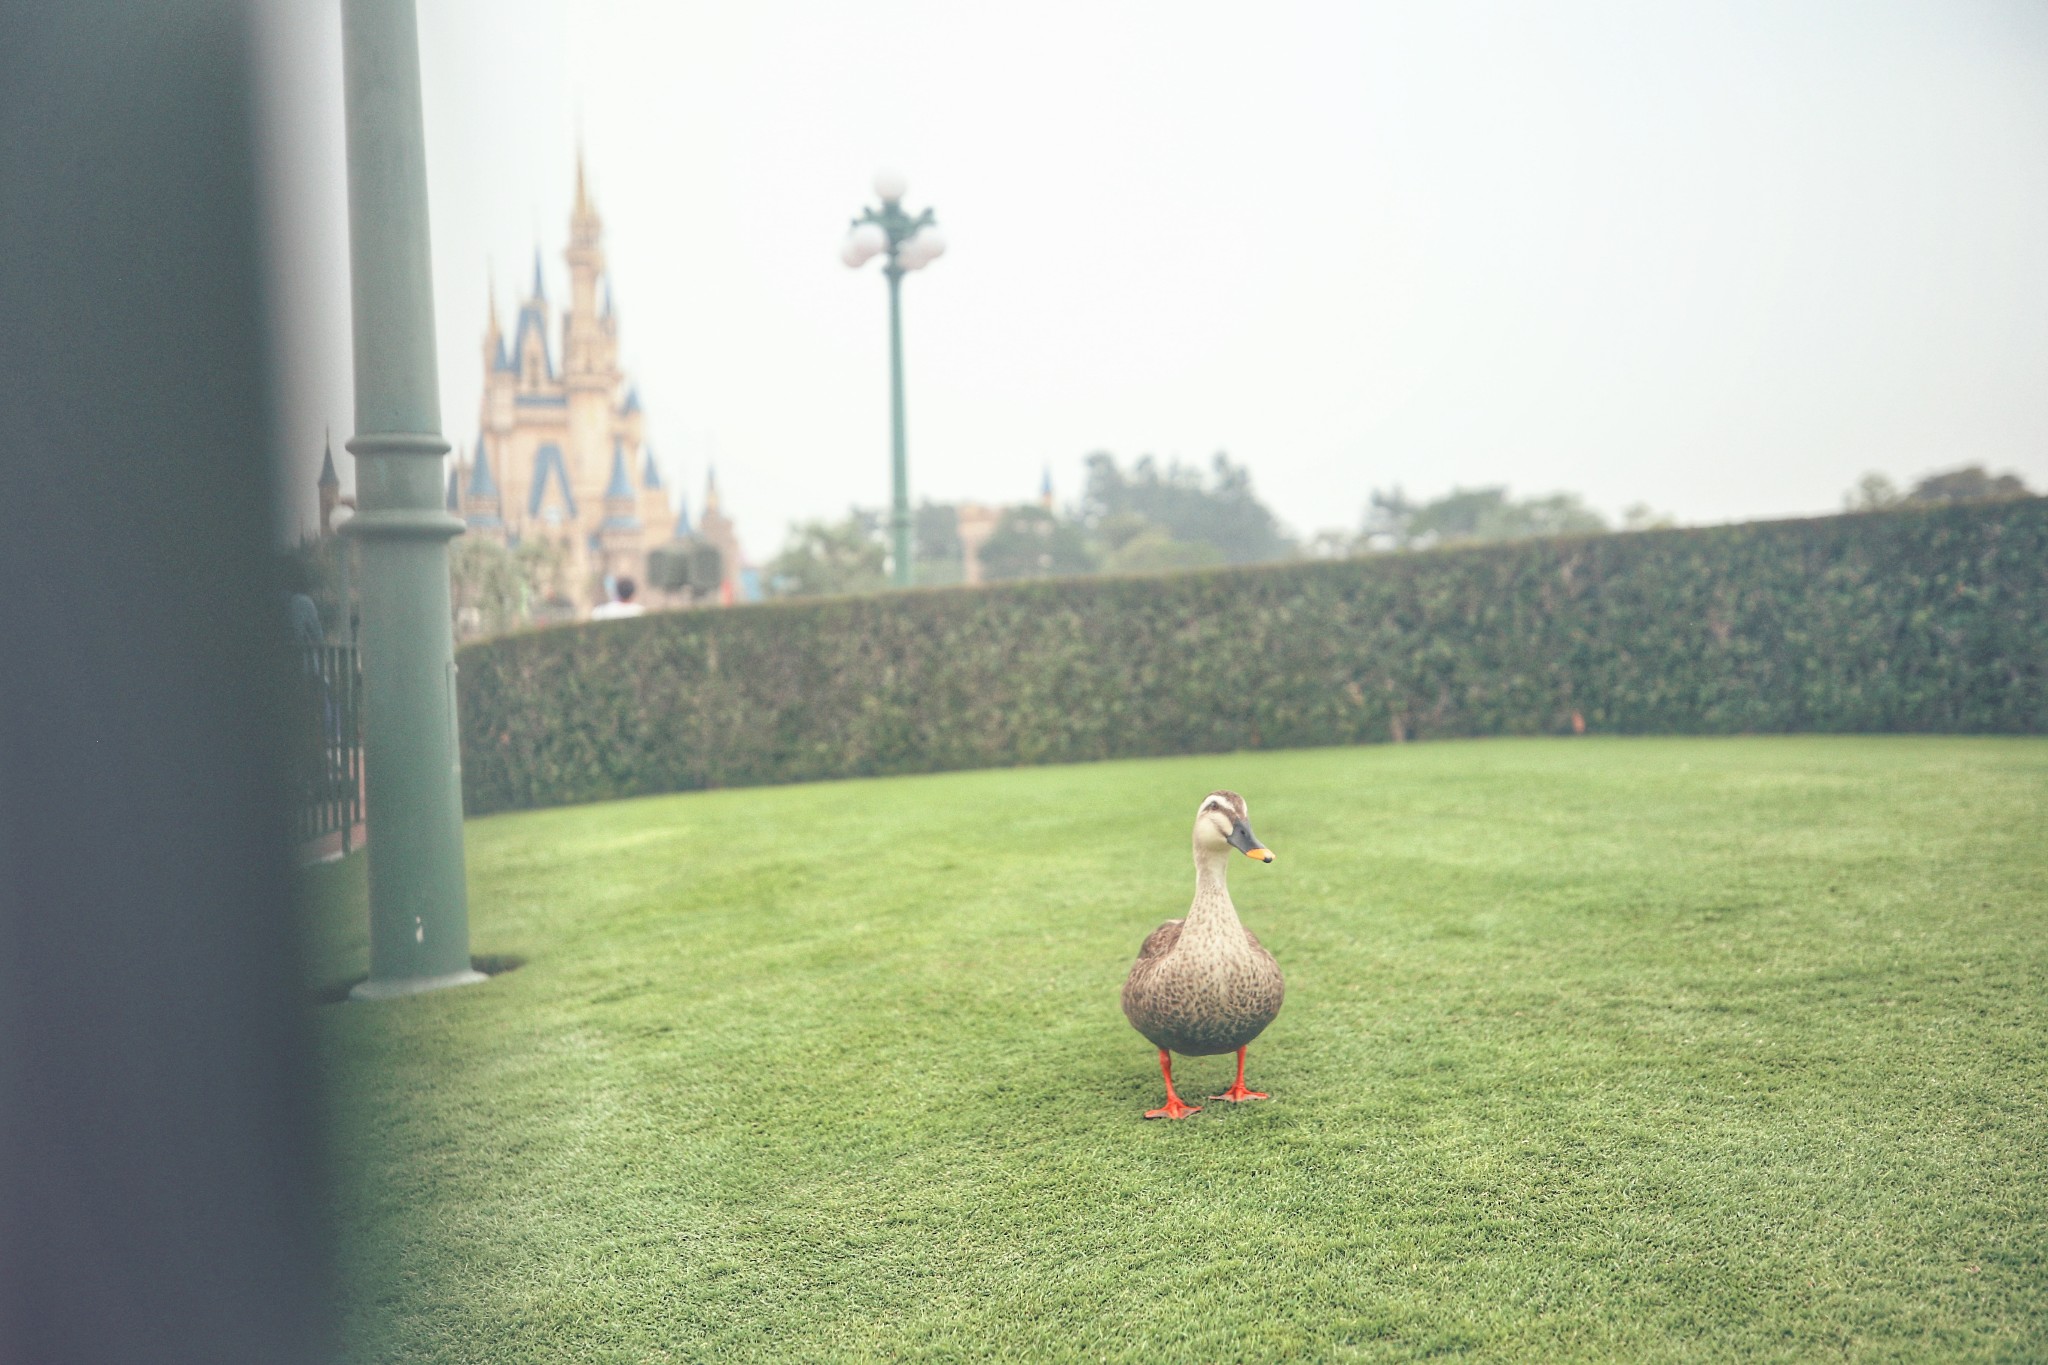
1227,820,1275,863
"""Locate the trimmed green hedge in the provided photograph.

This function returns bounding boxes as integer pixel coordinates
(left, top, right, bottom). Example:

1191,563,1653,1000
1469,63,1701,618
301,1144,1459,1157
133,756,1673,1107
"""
456,500,2048,814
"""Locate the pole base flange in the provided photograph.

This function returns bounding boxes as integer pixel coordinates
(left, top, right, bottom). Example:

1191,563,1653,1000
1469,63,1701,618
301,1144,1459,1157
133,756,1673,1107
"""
348,967,488,1001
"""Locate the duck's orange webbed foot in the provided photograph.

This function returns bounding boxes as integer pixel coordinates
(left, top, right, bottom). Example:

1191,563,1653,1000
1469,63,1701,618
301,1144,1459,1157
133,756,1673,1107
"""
1209,1047,1269,1103
1143,1049,1203,1120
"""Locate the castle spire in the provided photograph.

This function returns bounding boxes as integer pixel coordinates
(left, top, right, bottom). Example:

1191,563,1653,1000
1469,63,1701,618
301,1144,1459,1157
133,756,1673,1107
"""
484,269,507,373
569,147,601,243
703,465,720,515
467,433,499,498
604,440,635,502
317,426,344,536
530,246,546,301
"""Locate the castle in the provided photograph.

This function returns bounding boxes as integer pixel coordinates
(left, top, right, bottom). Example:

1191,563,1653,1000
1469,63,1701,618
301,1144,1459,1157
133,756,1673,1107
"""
441,155,744,611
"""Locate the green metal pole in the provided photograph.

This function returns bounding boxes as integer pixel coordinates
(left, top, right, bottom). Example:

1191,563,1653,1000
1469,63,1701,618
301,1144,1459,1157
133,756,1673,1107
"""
886,262,912,587
340,0,482,1000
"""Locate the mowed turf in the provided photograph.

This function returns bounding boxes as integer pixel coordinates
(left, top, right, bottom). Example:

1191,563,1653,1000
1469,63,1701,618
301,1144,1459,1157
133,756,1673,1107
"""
307,737,2048,1363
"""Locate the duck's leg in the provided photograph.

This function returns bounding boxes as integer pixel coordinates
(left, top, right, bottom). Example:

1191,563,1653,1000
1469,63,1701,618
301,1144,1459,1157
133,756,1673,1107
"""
1209,1046,1269,1103
1143,1049,1201,1120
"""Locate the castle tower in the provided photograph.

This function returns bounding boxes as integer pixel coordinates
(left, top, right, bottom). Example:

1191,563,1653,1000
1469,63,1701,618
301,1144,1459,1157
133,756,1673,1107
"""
562,149,610,501
637,442,671,541
317,432,342,535
697,467,742,606
461,432,503,529
597,439,643,586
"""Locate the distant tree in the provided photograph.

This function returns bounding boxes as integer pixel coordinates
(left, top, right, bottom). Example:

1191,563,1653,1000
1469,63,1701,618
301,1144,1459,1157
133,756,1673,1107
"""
1085,508,1223,571
1304,529,1359,559
439,534,576,636
1364,486,1606,549
1844,472,1902,513
1103,528,1225,574
513,536,573,623
1621,503,1676,531
1904,466,2030,504
1358,487,1418,550
766,513,888,597
977,505,1097,581
447,536,525,640
1845,466,2031,513
1079,451,1294,565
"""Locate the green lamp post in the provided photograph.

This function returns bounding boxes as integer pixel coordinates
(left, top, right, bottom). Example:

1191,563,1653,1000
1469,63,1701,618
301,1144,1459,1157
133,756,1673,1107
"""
339,0,483,999
841,169,946,588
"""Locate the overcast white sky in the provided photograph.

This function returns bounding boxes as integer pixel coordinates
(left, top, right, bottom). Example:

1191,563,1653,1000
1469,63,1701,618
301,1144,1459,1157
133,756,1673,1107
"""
260,0,2048,556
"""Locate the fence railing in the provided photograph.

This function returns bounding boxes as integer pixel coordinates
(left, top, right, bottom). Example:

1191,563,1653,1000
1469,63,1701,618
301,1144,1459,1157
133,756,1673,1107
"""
293,644,362,853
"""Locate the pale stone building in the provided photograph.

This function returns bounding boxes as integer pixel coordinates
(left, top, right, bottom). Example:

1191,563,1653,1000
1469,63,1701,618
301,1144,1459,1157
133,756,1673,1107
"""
445,155,705,613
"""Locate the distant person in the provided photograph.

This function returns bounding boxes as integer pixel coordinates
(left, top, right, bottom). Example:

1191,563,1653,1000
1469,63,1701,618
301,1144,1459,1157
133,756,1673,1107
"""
281,560,324,650
280,565,335,776
591,576,645,621
287,591,323,650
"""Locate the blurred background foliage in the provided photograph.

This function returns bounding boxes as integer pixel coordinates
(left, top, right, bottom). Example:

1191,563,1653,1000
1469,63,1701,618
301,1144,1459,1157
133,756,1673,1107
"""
286,460,2036,639
754,453,2035,600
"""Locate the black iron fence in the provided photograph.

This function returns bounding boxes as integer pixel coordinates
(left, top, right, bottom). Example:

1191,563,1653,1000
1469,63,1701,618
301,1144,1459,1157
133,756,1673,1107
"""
293,644,362,853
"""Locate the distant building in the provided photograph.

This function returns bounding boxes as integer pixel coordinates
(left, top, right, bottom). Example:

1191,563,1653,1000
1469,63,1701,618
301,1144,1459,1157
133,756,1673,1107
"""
443,154,741,613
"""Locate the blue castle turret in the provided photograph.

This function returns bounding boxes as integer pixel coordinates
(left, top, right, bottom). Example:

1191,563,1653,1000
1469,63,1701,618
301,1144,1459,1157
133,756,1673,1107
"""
601,439,641,530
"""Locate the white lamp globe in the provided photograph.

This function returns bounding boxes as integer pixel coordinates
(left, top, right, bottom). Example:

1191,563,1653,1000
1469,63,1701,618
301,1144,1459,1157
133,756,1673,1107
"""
839,238,868,268
872,168,908,203
850,222,887,258
896,237,932,271
915,229,946,260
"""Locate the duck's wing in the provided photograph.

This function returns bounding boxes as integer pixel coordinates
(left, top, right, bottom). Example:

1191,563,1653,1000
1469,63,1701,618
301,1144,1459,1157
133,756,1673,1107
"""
1243,926,1274,961
1135,918,1184,961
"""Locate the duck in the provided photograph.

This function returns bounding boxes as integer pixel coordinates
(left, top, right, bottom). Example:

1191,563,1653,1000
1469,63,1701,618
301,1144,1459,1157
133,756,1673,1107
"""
1121,790,1282,1119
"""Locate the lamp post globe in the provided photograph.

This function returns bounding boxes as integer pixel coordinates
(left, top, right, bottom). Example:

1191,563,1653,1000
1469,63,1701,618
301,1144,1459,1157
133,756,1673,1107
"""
850,221,887,260
844,172,942,587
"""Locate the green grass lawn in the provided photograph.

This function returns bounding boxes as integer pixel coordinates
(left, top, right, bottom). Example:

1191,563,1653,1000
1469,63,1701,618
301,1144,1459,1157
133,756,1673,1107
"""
307,737,2048,1363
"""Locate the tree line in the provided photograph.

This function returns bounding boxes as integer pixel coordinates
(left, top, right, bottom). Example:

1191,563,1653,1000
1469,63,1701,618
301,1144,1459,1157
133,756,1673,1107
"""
767,451,1643,597
764,454,2036,598
285,457,2037,631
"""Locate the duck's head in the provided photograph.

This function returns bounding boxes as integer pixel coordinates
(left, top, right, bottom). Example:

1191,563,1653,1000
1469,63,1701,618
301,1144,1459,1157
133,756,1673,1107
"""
1194,790,1274,864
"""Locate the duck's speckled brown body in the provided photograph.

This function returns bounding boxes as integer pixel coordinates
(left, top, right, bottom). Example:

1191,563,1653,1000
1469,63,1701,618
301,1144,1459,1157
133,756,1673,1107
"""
1122,792,1284,1058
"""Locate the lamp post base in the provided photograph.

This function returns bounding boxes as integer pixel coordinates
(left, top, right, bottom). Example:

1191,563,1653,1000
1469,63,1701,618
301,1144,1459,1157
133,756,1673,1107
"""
348,967,488,1001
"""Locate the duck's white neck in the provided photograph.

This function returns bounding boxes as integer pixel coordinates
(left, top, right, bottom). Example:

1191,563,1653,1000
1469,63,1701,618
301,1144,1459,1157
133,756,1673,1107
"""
1188,844,1240,932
